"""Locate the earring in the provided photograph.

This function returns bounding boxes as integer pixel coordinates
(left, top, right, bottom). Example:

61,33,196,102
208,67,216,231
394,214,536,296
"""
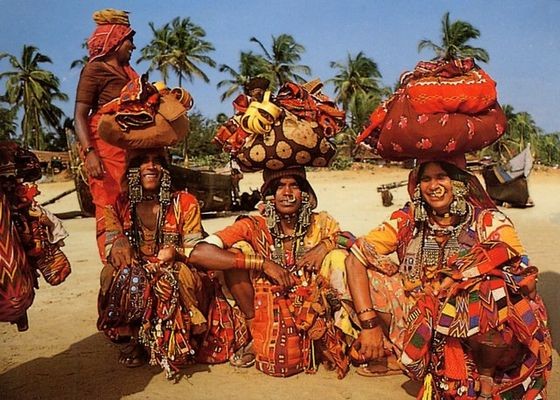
413,184,427,222
128,168,142,204
450,180,467,216
158,169,172,206
263,199,278,230
298,192,312,229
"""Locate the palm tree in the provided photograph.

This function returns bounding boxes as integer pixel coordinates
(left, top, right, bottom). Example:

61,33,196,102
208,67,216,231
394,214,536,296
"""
139,17,217,87
137,21,174,84
250,34,311,90
0,45,68,148
328,52,385,111
217,51,268,101
536,133,560,166
70,40,89,70
0,94,17,140
418,12,490,62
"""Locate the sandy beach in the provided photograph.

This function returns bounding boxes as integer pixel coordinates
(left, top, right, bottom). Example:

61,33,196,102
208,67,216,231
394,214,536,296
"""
1,165,558,400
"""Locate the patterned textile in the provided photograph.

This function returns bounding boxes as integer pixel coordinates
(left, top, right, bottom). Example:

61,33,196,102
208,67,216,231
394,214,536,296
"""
99,76,161,130
0,144,71,329
215,212,351,378
0,192,35,326
354,204,551,399
369,93,507,161
401,58,497,115
213,80,343,172
99,190,206,376
196,275,249,364
275,81,346,138
87,22,133,62
356,58,506,161
235,110,336,171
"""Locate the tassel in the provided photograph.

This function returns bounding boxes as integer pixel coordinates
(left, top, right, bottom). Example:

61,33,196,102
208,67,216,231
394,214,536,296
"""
422,373,433,400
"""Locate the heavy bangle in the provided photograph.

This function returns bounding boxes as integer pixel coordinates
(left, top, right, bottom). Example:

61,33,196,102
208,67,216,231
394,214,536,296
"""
234,252,265,271
84,146,95,156
360,316,380,330
356,307,375,316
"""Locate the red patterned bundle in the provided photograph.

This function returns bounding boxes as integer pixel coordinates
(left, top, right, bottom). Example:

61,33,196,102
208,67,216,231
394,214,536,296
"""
0,193,35,328
358,58,506,160
401,58,497,115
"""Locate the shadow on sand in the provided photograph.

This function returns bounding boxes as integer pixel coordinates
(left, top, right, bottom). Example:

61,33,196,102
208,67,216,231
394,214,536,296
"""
0,333,211,400
538,271,560,351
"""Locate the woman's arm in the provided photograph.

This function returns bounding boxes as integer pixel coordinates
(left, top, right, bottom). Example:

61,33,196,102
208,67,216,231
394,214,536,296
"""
189,242,296,288
74,101,104,179
345,253,385,360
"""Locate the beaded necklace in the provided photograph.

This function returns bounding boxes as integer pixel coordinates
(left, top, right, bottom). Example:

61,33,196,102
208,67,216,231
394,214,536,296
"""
419,205,472,279
264,192,312,276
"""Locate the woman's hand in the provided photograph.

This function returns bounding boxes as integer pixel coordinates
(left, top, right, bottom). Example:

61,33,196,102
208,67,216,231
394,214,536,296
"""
352,326,385,362
85,150,104,179
432,276,455,297
157,245,177,264
263,260,298,289
110,237,132,268
296,242,328,274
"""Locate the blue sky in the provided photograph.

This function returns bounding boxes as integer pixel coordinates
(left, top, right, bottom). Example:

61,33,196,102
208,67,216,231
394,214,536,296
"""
1,0,559,133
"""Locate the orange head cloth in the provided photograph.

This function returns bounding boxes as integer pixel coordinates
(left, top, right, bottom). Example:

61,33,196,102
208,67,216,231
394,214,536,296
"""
87,9,134,62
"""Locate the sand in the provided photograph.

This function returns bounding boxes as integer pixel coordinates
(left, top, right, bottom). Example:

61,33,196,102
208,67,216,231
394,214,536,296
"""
1,165,558,400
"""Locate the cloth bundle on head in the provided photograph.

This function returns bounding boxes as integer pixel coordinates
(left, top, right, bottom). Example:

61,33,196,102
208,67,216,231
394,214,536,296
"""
212,78,344,172
87,9,134,62
261,166,317,209
97,78,191,149
357,58,507,161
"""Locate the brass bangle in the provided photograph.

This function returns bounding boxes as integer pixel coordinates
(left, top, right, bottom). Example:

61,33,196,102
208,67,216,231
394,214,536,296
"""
234,252,265,271
360,317,380,330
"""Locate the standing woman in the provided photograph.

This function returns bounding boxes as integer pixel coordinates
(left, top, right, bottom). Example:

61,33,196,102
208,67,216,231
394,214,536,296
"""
74,8,138,264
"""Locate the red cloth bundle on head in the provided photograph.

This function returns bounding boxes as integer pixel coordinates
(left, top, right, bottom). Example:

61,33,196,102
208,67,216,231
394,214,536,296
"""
357,58,507,161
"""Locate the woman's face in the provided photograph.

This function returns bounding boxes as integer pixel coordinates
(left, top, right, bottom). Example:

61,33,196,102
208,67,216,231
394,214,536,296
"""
139,153,164,194
115,38,135,65
274,177,303,216
419,162,454,215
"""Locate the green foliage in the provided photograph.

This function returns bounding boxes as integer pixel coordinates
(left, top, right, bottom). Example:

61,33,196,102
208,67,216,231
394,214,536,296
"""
0,98,17,140
476,104,560,167
418,12,489,62
138,17,216,87
249,34,311,90
329,153,354,170
217,51,269,102
170,112,223,166
0,45,68,149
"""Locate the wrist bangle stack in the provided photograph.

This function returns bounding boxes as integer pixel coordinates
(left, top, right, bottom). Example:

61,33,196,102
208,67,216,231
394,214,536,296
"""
234,252,265,271
360,316,380,330
84,146,95,156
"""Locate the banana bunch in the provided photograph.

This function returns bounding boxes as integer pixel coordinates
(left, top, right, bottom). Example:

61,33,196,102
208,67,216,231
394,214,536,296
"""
92,8,130,26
